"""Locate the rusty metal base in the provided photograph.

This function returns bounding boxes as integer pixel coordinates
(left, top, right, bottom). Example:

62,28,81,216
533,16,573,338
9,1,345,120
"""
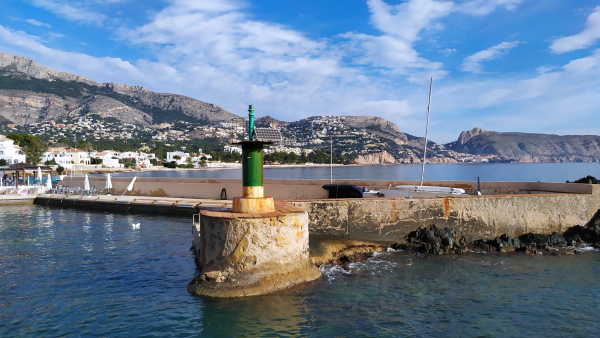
232,196,275,213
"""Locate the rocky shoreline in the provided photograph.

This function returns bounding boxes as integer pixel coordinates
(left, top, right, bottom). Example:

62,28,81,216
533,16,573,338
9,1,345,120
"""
318,210,600,268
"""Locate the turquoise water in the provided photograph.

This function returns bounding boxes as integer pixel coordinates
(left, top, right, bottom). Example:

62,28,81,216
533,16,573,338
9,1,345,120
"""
1,205,599,337
106,162,600,182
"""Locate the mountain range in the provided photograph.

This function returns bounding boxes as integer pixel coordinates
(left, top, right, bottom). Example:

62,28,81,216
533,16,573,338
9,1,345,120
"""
1,51,599,163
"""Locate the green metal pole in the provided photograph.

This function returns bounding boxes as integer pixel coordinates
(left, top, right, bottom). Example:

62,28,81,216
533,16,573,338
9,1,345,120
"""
242,143,263,188
248,104,255,140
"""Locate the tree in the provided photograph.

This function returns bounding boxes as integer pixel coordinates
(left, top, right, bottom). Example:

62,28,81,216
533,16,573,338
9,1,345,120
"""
0,159,6,166
56,166,65,174
186,157,193,165
24,138,48,164
44,158,57,165
8,133,48,164
119,158,136,168
173,155,181,160
76,140,88,150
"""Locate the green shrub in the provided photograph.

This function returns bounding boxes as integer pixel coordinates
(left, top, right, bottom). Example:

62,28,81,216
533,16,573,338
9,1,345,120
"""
44,158,57,165
0,159,6,166
56,166,65,174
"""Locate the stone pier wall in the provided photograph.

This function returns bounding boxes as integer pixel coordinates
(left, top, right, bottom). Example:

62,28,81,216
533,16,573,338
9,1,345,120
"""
290,185,600,242
55,177,600,241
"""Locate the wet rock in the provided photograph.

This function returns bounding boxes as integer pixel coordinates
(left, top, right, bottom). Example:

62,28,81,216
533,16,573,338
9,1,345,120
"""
471,239,492,251
549,232,567,246
563,225,586,245
390,243,408,251
519,233,549,246
562,210,600,245
407,225,468,254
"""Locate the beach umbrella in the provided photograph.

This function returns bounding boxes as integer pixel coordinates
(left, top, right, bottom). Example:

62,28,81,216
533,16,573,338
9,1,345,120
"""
37,167,42,185
84,174,90,191
105,173,112,194
122,176,137,196
46,173,52,191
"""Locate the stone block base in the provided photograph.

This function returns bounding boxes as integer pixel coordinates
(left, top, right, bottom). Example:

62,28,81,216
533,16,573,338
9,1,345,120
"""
187,260,321,297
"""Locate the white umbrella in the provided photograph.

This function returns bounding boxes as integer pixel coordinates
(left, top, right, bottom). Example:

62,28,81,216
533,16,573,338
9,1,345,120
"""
105,173,112,194
37,167,42,185
84,174,90,191
46,173,52,191
122,176,136,196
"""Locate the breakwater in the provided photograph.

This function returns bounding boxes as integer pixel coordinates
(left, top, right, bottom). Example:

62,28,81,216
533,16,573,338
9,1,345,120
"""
53,177,600,242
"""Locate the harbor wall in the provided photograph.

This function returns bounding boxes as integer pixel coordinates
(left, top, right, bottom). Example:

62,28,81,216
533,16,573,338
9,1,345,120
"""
61,176,593,200
49,177,600,241
289,185,600,242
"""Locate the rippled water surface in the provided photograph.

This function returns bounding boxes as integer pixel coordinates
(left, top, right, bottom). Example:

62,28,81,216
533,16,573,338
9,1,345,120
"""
105,162,600,182
1,205,599,337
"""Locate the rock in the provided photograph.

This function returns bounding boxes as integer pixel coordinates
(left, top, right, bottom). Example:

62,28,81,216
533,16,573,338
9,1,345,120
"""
354,151,396,165
549,232,567,246
563,225,586,244
562,210,600,245
406,224,468,254
471,239,491,251
519,233,549,246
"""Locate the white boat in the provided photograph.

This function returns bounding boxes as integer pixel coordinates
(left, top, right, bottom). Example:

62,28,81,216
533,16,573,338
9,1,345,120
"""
379,185,466,197
378,77,468,198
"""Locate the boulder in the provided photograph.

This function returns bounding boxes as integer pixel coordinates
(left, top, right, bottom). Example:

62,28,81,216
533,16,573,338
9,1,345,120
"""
519,233,549,246
406,224,468,254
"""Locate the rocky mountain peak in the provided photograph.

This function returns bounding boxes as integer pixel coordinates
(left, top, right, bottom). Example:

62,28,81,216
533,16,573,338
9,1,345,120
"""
457,127,487,145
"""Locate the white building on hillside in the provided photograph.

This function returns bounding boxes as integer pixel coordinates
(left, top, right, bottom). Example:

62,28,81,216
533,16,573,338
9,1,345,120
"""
0,135,26,164
224,145,242,154
167,151,189,165
42,148,73,168
92,151,122,168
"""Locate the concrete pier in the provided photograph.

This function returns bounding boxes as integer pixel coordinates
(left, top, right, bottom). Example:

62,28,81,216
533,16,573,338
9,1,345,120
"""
30,179,600,240
188,201,321,297
33,194,231,214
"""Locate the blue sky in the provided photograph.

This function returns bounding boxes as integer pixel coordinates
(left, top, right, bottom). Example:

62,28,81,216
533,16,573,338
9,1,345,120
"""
1,0,599,143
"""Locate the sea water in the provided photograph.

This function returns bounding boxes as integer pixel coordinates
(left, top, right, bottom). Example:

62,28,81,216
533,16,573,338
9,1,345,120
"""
106,162,600,182
1,205,599,337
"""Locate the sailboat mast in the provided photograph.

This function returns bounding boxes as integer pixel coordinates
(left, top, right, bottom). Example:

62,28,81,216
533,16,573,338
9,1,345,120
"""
420,77,433,186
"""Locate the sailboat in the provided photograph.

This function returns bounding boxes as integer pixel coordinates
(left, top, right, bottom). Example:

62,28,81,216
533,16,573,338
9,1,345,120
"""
377,77,467,198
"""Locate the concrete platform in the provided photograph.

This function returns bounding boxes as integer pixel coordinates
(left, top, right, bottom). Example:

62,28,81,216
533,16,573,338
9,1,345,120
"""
33,194,232,214
0,195,36,205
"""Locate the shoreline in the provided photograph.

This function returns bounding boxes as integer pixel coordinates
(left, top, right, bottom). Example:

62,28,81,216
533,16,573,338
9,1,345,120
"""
71,161,598,175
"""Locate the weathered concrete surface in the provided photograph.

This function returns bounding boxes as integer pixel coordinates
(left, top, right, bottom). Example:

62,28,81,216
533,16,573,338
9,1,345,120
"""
34,194,230,214
188,204,321,297
290,185,600,242
0,195,36,204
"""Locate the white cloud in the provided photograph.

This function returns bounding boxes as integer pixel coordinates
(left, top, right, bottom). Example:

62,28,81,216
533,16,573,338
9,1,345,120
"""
47,32,65,39
550,6,600,54
439,48,457,56
457,0,521,16
366,0,455,42
8,0,599,143
428,49,600,140
30,0,106,25
25,19,52,28
460,41,520,73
